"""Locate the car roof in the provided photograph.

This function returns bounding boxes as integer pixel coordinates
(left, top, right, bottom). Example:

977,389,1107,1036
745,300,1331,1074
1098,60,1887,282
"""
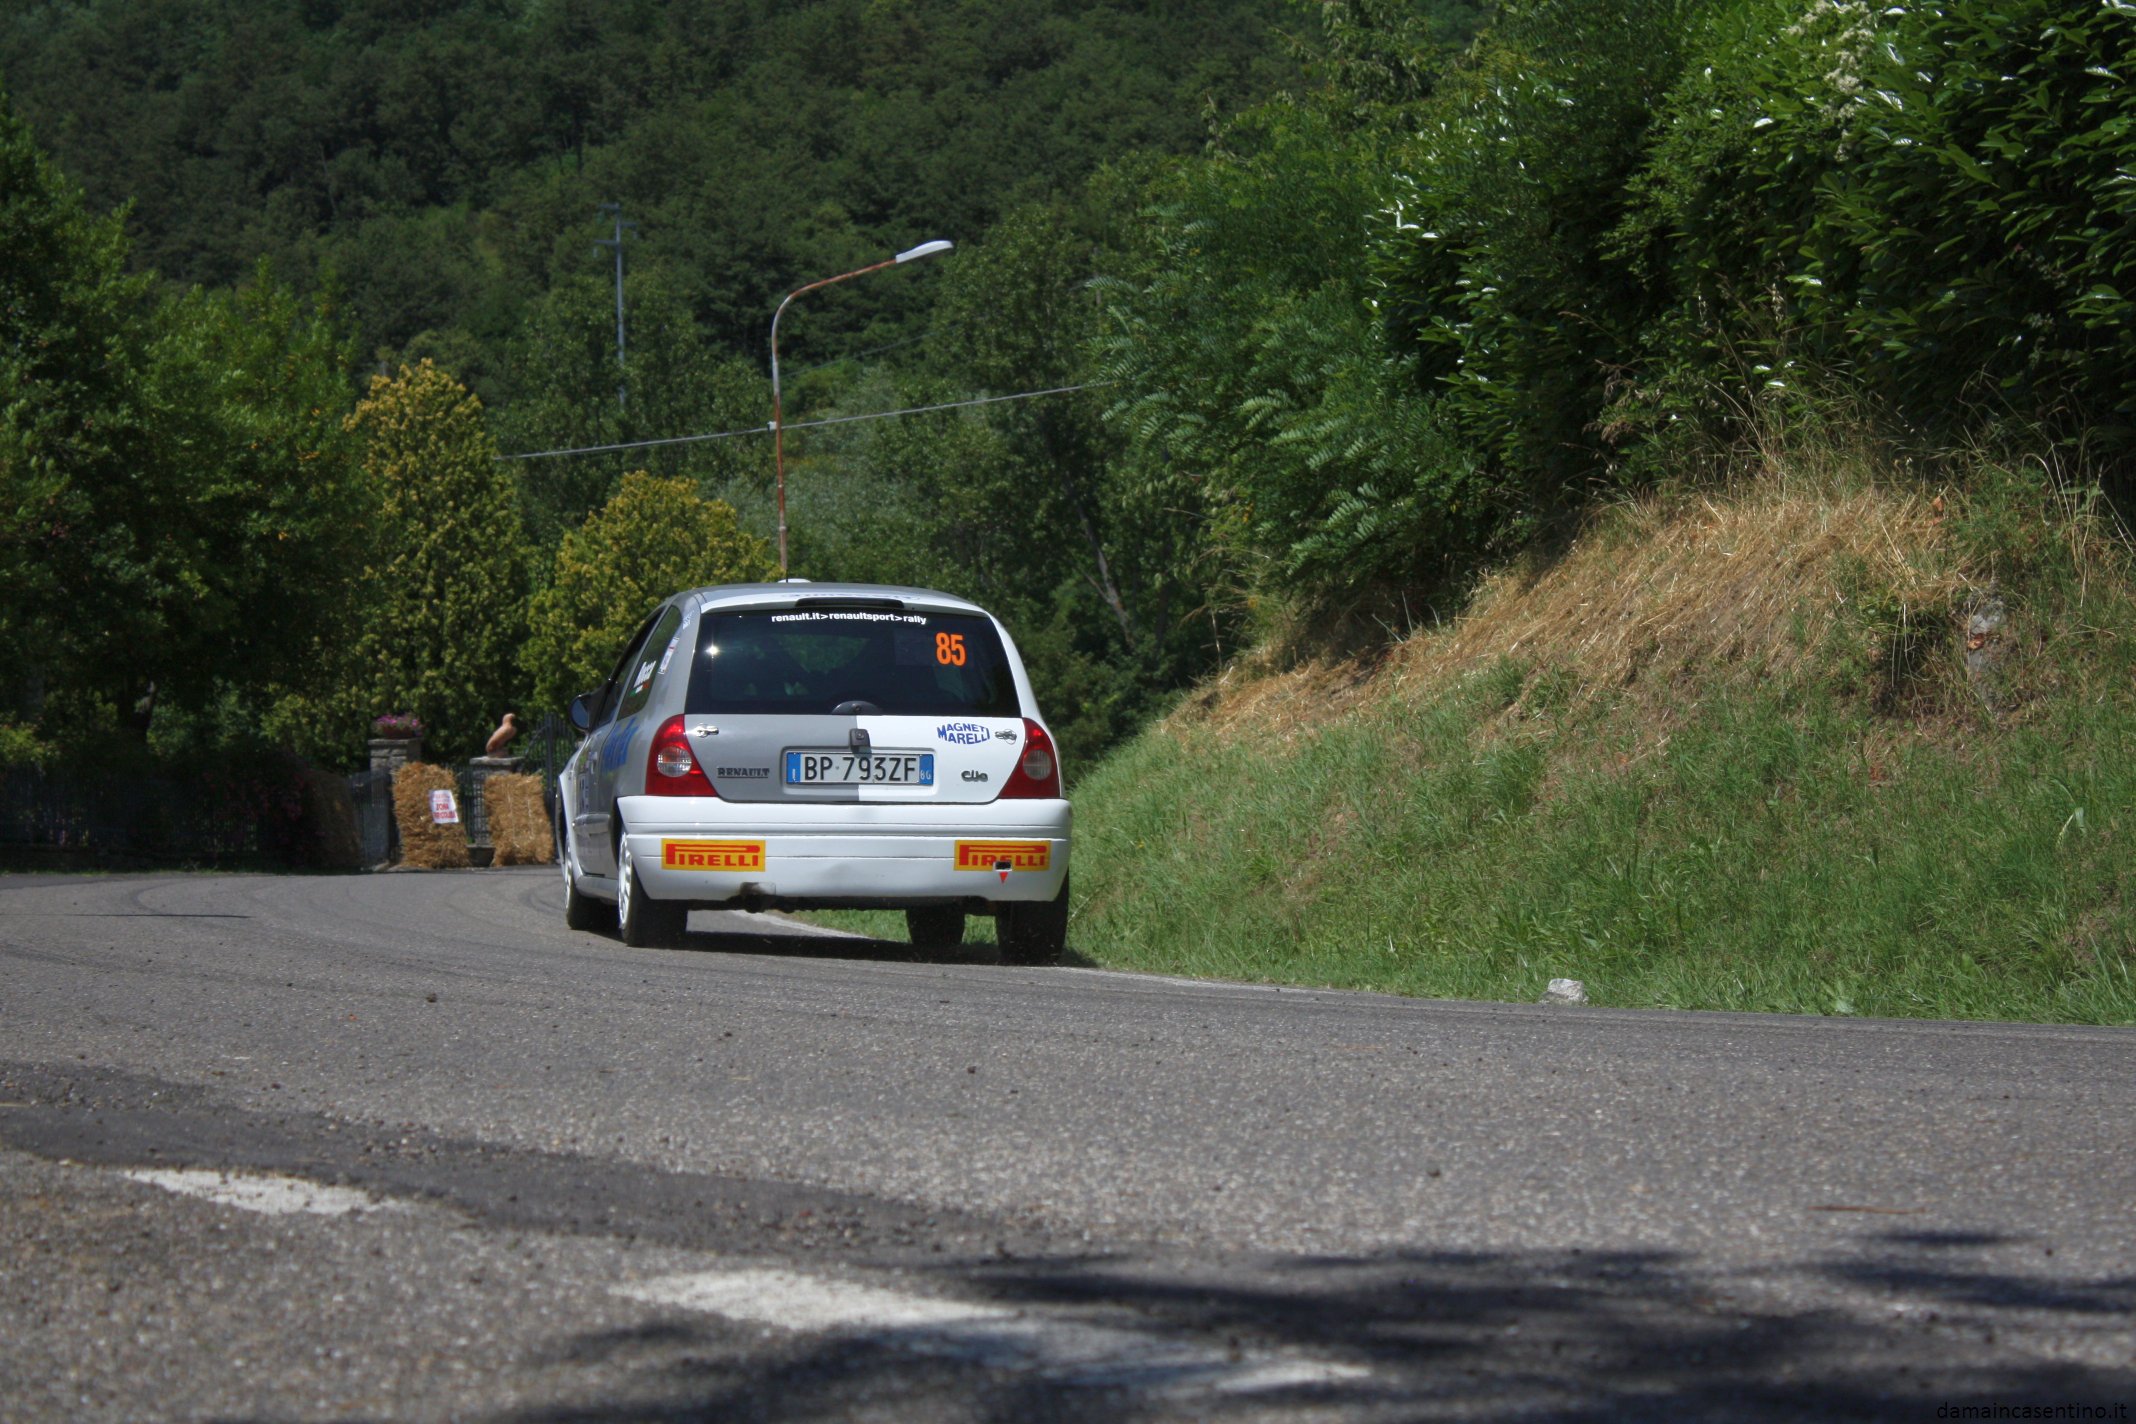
686,582,990,616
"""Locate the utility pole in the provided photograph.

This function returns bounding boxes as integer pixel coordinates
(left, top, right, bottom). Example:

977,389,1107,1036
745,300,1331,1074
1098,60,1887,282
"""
592,203,637,408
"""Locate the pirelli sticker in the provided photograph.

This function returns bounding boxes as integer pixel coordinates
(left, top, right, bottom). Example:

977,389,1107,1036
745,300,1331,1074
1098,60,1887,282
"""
953,839,1051,873
661,839,765,872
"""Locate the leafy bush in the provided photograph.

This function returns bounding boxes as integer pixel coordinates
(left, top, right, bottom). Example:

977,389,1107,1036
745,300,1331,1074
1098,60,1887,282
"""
1097,91,1484,615
1793,0,2136,443
1615,0,2136,456
345,360,530,760
1373,0,1715,500
523,470,775,715
1098,0,1716,615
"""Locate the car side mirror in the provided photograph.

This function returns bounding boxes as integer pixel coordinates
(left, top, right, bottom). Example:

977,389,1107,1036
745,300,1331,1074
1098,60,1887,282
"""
567,692,595,735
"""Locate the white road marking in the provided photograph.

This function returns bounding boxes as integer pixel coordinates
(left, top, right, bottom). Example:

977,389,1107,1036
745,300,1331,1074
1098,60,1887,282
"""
119,1167,404,1218
618,1267,1013,1331
617,1267,1371,1395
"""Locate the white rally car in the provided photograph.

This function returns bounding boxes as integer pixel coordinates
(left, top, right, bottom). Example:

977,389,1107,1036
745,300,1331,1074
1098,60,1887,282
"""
554,583,1071,962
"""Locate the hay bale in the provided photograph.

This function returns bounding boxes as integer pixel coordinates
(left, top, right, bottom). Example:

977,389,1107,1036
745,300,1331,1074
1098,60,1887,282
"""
484,773,553,866
391,763,470,869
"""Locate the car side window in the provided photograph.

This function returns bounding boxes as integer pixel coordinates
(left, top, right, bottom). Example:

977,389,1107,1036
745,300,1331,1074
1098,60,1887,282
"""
617,606,684,721
592,611,662,729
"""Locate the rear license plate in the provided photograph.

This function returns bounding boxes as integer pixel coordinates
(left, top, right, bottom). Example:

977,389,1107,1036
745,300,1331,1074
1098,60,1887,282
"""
784,751,935,786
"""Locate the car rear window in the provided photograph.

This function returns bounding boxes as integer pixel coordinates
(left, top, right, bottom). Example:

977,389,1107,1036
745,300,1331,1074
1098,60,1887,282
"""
686,608,1020,717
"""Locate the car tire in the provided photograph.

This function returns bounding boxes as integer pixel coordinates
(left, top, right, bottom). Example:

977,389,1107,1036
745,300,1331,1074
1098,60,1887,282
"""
616,832,688,949
997,874,1068,966
559,811,611,932
905,905,967,949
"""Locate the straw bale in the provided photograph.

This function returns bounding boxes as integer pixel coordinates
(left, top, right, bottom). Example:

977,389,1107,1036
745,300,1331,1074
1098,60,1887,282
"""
484,773,554,866
391,762,470,869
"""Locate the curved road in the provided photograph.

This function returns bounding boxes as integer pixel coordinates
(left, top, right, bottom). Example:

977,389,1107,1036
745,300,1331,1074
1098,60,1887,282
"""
1,867,2130,1421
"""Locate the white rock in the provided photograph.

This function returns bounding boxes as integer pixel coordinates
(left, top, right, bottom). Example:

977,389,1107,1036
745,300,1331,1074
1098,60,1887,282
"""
1540,978,1588,1005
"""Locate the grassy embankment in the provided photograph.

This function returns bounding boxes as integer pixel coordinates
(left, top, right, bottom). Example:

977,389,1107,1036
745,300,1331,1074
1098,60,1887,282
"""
825,437,2136,1024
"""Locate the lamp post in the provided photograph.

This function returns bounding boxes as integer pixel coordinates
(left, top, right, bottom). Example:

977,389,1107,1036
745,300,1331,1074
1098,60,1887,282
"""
769,239,953,577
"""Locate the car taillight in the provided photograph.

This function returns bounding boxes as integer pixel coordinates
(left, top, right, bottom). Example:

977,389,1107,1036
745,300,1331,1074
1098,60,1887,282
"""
645,715,717,797
999,719,1061,799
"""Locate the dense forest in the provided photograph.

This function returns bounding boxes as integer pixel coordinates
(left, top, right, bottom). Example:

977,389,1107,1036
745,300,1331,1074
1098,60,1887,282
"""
4,0,2130,788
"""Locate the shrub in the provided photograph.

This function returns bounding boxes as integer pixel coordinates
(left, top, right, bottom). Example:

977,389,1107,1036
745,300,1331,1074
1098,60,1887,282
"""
345,361,529,761
1615,0,2136,461
523,471,775,715
1373,0,1716,500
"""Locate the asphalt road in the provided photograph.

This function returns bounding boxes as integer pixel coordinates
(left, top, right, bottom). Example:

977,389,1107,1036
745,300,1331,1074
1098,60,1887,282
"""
1,867,2130,1423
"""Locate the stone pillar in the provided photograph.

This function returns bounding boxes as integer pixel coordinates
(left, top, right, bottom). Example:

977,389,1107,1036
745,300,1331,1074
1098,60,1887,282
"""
464,756,525,859
368,737,424,774
362,738,423,866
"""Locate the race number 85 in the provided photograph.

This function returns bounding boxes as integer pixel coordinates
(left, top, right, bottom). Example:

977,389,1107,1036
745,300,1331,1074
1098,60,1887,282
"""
935,632,967,666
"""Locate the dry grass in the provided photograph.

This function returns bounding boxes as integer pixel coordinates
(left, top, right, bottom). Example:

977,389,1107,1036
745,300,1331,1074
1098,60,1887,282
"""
1410,487,1954,700
391,763,470,870
484,773,553,866
1173,654,1388,743
1171,465,1965,741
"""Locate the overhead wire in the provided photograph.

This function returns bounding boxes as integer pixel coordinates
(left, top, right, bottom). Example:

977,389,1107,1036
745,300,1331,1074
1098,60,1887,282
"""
786,324,958,377
496,381,1106,462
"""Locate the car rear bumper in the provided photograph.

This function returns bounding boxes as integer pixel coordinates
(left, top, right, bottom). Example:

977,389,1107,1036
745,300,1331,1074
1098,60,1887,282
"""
617,795,1071,907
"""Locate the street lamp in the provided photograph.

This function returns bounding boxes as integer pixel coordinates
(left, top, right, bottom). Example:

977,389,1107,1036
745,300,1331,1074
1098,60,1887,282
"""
769,239,954,577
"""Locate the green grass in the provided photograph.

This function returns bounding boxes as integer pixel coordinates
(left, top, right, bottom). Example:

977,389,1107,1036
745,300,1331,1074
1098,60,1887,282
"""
805,907,1000,949
1062,675,2136,1022
1052,469,2136,1024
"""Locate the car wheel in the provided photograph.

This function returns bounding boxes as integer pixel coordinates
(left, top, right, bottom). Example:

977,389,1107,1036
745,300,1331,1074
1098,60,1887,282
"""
905,905,967,949
997,873,1068,966
616,832,688,949
559,811,611,932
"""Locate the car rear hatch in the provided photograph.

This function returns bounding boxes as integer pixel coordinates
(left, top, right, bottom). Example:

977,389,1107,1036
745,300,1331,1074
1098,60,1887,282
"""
683,599,1030,804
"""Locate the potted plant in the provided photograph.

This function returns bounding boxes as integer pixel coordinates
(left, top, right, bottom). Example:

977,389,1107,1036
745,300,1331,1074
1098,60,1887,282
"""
368,713,425,771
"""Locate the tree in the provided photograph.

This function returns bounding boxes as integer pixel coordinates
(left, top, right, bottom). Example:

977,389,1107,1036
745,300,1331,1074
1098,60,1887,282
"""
0,87,160,749
922,196,1203,766
345,360,529,760
1372,0,1715,504
495,268,770,545
2,90,383,763
523,470,776,714
144,266,369,714
1097,86,1484,623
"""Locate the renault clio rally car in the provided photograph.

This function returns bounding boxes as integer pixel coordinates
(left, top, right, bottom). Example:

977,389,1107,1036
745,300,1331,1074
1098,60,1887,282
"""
553,583,1071,962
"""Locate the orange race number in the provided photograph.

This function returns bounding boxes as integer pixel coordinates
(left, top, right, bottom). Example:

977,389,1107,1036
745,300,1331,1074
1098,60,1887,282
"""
935,631,967,667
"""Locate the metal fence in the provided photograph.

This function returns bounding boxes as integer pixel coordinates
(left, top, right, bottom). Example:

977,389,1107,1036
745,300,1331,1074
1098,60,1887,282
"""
1,762,316,868
523,713,570,814
4,719,575,871
345,768,396,867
